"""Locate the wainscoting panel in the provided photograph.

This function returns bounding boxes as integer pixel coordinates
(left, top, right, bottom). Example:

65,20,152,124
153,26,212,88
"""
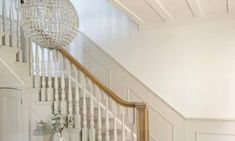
196,132,235,141
186,119,235,141
67,31,235,141
68,32,186,141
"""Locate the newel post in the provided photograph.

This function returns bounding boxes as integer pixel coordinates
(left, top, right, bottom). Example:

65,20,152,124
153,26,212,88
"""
136,103,149,141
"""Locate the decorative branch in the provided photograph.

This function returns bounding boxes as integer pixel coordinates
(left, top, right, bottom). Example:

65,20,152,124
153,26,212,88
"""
50,111,68,138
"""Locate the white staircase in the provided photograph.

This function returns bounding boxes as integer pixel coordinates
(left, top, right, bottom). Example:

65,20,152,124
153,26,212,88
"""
30,46,145,141
0,8,31,86
0,0,149,141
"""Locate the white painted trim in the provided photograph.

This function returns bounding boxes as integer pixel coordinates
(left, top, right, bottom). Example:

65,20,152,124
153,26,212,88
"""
106,0,146,26
143,0,174,21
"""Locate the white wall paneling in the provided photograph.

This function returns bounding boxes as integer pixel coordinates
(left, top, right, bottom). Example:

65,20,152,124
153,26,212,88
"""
67,32,186,141
0,88,22,141
186,119,235,141
196,132,235,141
68,31,235,141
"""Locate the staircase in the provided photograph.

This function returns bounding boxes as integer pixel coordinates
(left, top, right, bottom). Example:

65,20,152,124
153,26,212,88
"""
0,0,32,86
30,46,149,141
0,0,149,141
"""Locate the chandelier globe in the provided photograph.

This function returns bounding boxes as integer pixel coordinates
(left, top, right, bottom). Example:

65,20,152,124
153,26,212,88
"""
21,0,79,49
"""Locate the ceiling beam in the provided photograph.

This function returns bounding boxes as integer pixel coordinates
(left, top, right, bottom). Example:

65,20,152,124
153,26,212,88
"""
143,0,174,22
107,0,146,26
186,0,204,17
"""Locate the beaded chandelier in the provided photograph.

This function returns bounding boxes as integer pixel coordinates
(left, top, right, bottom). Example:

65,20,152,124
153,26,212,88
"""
20,0,79,49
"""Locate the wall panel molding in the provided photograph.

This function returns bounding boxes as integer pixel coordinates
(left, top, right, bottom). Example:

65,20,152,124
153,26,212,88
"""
69,31,235,141
195,131,235,141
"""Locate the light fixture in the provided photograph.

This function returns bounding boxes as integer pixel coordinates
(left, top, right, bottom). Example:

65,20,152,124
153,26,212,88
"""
20,0,79,49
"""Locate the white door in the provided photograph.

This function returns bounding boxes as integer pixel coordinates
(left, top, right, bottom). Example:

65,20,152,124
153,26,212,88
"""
0,89,22,141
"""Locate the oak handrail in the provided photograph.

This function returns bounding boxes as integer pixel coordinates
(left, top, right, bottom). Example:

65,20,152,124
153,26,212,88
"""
58,48,149,141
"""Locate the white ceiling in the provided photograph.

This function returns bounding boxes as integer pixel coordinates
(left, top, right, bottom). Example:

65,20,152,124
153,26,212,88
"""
107,0,235,26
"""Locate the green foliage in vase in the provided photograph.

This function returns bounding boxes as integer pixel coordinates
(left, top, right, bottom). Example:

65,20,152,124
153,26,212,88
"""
49,111,67,137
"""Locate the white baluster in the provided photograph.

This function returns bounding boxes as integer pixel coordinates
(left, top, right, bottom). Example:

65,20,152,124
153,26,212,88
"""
97,87,102,141
68,61,74,128
4,31,10,47
29,39,33,86
3,0,10,47
40,48,46,101
2,0,5,33
113,103,118,141
18,34,28,62
81,72,88,141
0,0,2,45
0,0,3,45
11,1,17,48
74,67,81,131
5,19,10,47
12,29,17,48
29,39,33,72
105,95,110,141
47,50,54,101
0,34,2,46
60,53,67,115
131,108,136,141
9,1,13,47
121,107,126,141
53,50,60,112
89,80,95,141
34,45,40,89
0,18,2,45
15,0,22,61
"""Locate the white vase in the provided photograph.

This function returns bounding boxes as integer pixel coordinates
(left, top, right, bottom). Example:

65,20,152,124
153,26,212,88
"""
59,133,63,141
52,133,63,141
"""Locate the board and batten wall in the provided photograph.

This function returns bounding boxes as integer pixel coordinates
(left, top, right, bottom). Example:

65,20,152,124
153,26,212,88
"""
67,31,235,141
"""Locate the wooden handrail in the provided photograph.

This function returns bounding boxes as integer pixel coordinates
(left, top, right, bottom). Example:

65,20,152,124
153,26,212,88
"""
59,48,136,107
58,48,149,141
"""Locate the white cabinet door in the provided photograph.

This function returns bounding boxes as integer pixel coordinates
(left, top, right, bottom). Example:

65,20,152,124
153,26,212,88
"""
0,89,22,141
